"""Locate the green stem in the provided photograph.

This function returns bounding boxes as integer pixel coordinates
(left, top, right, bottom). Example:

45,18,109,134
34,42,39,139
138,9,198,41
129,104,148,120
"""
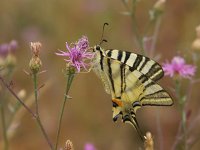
175,79,187,149
130,2,145,54
32,74,53,150
33,74,39,115
54,73,74,150
0,103,8,150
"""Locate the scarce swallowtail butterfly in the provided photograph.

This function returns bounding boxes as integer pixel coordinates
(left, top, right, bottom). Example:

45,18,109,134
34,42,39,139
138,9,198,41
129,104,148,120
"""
92,23,173,140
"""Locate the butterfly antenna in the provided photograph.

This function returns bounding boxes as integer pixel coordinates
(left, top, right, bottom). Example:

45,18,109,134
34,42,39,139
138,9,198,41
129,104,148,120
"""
99,23,109,45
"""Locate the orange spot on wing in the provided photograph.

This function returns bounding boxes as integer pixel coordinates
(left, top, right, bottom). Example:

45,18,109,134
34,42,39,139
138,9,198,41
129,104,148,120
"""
112,99,123,107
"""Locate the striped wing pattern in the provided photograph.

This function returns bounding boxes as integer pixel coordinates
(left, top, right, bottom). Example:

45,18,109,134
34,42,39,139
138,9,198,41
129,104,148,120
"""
93,46,173,139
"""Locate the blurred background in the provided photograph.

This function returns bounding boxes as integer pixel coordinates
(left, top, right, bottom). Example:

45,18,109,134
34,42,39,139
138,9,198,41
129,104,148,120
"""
0,0,200,149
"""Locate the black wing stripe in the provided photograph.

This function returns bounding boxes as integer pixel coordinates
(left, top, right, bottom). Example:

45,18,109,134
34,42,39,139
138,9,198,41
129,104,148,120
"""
120,64,125,94
145,63,163,81
145,81,155,88
107,50,112,57
107,59,115,93
143,90,166,98
124,51,131,64
139,57,150,72
99,50,104,71
117,50,123,61
151,69,164,82
129,55,143,72
138,74,149,84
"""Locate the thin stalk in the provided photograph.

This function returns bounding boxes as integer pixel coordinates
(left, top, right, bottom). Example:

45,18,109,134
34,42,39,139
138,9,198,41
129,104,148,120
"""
121,0,144,54
54,73,74,150
130,13,145,54
32,73,53,150
0,104,8,150
0,76,36,117
130,1,144,54
0,75,53,149
149,16,162,57
156,111,163,150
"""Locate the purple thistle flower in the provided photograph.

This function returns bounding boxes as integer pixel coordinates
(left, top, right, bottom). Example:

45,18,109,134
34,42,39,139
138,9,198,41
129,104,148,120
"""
0,40,18,57
56,36,94,72
77,36,89,51
163,56,196,79
84,143,96,150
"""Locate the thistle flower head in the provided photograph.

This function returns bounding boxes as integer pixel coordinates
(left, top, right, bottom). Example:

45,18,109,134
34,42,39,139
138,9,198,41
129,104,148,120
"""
163,56,196,79
84,143,96,150
56,36,94,72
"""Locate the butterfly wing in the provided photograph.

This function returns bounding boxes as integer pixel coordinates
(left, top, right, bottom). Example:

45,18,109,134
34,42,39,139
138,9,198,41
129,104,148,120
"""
93,66,111,94
97,49,173,139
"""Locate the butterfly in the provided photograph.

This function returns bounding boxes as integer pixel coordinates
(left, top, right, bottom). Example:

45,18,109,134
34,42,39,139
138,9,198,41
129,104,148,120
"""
92,27,173,140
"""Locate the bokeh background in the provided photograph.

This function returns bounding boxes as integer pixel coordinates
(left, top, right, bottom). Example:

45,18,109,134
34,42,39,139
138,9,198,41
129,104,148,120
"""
0,0,200,149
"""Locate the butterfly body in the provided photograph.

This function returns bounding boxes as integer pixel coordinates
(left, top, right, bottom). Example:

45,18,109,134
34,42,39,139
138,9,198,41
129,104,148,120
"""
92,45,173,139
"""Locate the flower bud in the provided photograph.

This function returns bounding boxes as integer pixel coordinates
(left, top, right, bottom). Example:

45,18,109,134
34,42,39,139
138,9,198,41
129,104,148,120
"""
29,56,42,74
65,140,74,150
9,40,18,53
196,25,200,39
144,132,154,150
29,42,42,74
192,38,200,51
5,53,16,69
17,89,26,99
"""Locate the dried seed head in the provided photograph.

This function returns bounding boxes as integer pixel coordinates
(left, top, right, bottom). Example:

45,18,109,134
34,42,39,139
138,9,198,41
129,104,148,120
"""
29,42,42,74
30,42,41,57
144,132,154,150
65,140,74,150
154,0,166,12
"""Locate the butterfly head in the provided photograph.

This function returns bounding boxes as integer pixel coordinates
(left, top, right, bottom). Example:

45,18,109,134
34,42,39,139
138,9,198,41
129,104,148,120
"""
93,45,102,52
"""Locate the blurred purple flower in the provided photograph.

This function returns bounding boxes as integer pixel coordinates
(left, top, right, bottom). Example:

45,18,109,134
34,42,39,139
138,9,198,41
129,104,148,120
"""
0,44,9,56
0,40,18,56
84,143,96,150
163,56,196,79
9,40,18,51
56,36,94,72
